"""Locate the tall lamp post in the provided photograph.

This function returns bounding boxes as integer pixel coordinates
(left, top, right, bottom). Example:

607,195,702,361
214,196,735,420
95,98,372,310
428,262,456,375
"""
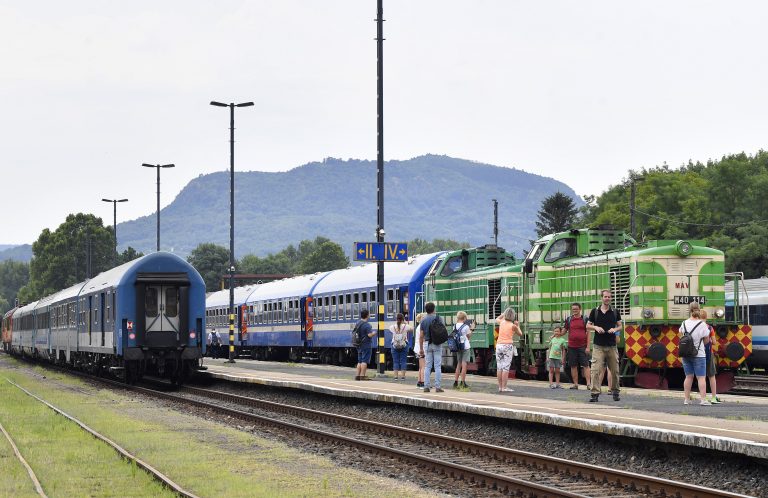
102,198,128,266
210,100,253,363
141,163,175,251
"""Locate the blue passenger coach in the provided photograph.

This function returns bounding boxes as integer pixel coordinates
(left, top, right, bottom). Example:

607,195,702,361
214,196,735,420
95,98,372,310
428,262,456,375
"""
9,252,206,384
206,252,444,365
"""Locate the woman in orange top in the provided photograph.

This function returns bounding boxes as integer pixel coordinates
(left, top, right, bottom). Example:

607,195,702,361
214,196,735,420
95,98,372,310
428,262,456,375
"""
495,307,523,393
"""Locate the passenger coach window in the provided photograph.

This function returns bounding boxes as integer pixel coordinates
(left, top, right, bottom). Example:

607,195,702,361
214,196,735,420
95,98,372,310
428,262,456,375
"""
353,293,360,318
369,291,376,316
346,294,352,319
331,296,337,320
337,295,344,320
146,288,158,317
165,288,178,317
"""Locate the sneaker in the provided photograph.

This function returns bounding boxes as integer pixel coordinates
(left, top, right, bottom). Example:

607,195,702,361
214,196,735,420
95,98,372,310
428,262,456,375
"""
423,387,431,393
549,384,556,389
612,392,620,401
360,377,371,381
354,376,361,381
555,385,564,389
589,394,599,403
700,400,712,406
460,381,469,390
712,396,723,404
453,381,459,389
684,399,691,405
435,387,444,393
503,387,514,392
416,382,424,388
569,385,579,390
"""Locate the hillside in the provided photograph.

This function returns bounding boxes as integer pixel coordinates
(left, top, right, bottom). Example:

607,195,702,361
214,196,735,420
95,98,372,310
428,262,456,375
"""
0,245,32,263
116,155,581,258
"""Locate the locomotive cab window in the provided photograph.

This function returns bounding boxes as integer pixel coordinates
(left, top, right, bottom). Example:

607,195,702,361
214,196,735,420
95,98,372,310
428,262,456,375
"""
440,256,463,277
544,238,576,263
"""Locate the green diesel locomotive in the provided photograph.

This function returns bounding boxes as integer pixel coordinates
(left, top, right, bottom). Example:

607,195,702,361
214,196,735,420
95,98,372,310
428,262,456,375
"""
421,227,751,389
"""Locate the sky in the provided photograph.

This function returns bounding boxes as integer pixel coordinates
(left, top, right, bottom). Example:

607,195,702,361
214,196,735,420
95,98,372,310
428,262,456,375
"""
2,1,768,245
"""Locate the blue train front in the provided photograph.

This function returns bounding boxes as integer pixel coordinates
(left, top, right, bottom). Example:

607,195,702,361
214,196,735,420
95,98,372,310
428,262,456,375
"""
8,252,206,384
205,252,443,365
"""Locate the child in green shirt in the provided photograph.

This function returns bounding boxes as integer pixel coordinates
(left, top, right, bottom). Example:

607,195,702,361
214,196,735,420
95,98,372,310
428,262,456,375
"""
547,326,568,388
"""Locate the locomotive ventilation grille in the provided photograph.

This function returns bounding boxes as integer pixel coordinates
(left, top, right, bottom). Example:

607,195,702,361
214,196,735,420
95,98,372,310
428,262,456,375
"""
610,265,630,318
487,279,502,319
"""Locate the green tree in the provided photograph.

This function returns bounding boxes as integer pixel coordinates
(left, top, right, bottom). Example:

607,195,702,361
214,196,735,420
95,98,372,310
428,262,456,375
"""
18,213,113,302
0,260,29,310
298,241,349,274
118,246,144,264
535,192,578,238
187,243,230,292
406,238,470,254
583,150,768,278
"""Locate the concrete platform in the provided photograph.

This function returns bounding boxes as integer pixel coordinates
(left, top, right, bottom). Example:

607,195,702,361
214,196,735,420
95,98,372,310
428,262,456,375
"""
200,358,768,460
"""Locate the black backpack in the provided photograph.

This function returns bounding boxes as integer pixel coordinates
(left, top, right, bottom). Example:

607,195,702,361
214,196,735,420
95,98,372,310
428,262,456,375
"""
679,321,703,358
429,316,449,345
351,322,363,347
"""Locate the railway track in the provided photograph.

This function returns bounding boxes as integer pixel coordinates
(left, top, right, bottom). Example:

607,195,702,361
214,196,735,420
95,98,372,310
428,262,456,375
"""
137,383,745,498
4,378,199,498
2,356,757,497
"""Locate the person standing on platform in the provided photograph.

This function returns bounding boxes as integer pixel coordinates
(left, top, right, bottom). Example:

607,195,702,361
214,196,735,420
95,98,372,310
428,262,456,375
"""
587,290,622,402
412,312,426,388
418,302,445,393
700,310,722,404
495,308,522,393
354,309,376,381
680,303,711,405
452,311,473,390
389,313,412,381
209,329,220,359
547,326,568,389
564,303,591,390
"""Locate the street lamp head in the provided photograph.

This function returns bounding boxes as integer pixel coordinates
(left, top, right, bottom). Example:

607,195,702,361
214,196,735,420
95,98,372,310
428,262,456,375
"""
101,198,112,203
210,101,228,107
160,164,175,169
236,102,254,107
117,199,128,203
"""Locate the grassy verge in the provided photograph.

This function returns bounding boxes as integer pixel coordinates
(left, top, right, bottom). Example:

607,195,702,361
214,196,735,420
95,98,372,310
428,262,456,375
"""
0,370,172,497
0,357,432,497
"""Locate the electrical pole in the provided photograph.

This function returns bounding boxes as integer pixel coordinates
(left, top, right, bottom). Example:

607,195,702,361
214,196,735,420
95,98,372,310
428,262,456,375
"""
375,0,386,375
493,199,498,246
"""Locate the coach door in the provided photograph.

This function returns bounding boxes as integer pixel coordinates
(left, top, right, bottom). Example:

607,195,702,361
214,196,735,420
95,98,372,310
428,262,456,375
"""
144,285,180,345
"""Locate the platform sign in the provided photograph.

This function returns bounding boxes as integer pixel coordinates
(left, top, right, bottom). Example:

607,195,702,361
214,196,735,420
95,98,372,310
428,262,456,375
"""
354,242,408,262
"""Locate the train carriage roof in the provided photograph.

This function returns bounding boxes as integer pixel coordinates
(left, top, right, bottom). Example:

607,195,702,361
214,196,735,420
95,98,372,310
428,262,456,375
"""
206,284,261,308
245,272,332,302
312,252,445,295
15,300,39,316
80,251,204,295
726,277,768,298
36,282,86,308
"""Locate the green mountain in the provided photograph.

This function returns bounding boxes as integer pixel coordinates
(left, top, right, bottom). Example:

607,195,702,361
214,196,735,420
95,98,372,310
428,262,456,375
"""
116,155,582,258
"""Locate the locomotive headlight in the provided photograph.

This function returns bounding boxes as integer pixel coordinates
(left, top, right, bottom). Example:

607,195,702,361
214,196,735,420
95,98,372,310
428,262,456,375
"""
714,308,725,319
642,308,655,319
675,240,693,256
